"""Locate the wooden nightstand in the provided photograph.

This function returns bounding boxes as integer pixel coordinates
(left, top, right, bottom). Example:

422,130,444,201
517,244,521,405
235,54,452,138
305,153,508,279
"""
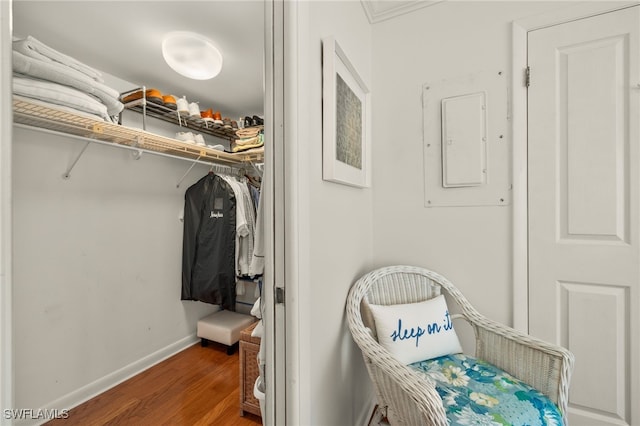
239,321,262,417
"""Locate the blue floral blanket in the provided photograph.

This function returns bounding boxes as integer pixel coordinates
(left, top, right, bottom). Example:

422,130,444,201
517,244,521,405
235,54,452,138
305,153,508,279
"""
409,354,563,426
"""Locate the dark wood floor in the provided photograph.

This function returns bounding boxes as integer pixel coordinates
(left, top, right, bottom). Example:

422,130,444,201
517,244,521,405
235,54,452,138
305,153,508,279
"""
46,342,262,426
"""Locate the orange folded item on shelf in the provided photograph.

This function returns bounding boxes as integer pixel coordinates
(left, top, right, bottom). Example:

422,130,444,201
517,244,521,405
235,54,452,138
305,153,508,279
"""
163,94,177,109
121,90,143,103
145,88,163,104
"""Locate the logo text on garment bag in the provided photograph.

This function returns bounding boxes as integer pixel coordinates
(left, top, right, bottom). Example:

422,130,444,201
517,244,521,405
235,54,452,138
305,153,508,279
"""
210,197,224,218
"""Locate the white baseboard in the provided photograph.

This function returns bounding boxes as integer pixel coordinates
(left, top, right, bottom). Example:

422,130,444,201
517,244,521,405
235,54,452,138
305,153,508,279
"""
26,335,199,426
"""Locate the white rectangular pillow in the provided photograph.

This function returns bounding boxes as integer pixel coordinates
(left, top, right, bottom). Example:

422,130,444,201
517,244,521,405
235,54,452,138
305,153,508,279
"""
368,295,463,365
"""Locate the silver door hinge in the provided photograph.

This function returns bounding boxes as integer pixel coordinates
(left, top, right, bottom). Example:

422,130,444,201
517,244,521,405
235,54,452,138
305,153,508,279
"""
275,287,285,304
525,66,531,87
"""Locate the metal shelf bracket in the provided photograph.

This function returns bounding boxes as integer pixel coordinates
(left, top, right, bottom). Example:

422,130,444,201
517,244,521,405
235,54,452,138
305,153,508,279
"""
176,155,203,188
62,139,92,180
131,135,144,160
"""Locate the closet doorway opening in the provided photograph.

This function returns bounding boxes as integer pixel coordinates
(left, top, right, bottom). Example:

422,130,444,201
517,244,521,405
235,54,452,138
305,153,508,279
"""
1,0,285,424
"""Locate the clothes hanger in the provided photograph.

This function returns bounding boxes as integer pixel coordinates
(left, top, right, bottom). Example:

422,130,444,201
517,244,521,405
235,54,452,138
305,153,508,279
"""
244,174,261,188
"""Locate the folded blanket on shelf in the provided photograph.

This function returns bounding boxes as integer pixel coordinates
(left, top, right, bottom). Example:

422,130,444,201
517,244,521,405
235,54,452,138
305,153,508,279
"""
231,140,264,153
12,50,123,116
234,135,261,146
13,74,111,122
231,133,264,153
235,126,263,139
231,146,265,155
13,35,104,82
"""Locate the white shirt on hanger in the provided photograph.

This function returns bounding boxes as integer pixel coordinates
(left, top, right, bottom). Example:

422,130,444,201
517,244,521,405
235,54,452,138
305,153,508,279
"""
220,175,255,277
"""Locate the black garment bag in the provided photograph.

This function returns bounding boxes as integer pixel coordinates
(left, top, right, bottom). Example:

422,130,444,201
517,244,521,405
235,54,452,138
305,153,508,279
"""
182,173,236,310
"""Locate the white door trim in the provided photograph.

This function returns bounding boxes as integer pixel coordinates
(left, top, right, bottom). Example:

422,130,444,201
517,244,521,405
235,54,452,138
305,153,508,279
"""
511,1,640,333
0,0,14,422
263,0,282,424
262,1,289,424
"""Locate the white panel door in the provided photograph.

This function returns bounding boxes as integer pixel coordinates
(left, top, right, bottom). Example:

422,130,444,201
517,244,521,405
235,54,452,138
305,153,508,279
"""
528,6,639,426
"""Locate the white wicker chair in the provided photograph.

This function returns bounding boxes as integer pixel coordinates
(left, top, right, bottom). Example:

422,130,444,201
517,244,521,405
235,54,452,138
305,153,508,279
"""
346,265,575,426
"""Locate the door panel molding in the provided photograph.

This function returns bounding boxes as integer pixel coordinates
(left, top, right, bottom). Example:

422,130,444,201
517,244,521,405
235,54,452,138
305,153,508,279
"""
560,281,629,419
559,35,629,243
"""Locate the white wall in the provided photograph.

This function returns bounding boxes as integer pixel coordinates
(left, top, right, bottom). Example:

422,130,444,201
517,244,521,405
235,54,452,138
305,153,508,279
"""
12,111,220,414
371,2,576,350
288,1,374,424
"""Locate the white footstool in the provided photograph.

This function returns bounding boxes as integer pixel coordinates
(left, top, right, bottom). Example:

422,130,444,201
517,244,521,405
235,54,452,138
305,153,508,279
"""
197,310,256,355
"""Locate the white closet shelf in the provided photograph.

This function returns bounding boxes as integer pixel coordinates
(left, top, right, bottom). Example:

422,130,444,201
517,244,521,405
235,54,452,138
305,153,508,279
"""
12,97,264,166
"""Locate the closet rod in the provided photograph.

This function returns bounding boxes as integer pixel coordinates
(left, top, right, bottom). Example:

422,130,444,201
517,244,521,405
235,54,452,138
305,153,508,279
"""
209,162,246,177
14,123,242,177
175,155,246,189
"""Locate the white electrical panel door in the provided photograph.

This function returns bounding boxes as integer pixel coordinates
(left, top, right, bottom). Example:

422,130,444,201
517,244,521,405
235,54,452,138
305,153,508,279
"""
441,92,487,187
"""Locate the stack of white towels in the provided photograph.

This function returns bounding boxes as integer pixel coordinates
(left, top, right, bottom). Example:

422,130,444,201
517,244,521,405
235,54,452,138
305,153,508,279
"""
12,35,123,122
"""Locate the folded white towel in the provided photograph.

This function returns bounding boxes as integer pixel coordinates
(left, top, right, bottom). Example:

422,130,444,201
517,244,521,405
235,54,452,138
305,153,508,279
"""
250,297,262,319
13,50,123,116
13,36,104,82
13,74,110,121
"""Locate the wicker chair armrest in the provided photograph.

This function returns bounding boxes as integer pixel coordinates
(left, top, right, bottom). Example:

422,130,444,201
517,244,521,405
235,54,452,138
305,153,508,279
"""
442,275,574,417
465,315,574,416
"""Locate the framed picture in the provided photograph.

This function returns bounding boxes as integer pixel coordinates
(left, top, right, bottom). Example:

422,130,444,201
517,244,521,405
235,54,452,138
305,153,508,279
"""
322,36,371,188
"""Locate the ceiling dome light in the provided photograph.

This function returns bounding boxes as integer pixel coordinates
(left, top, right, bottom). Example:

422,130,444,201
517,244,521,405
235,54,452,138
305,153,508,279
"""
162,31,223,80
